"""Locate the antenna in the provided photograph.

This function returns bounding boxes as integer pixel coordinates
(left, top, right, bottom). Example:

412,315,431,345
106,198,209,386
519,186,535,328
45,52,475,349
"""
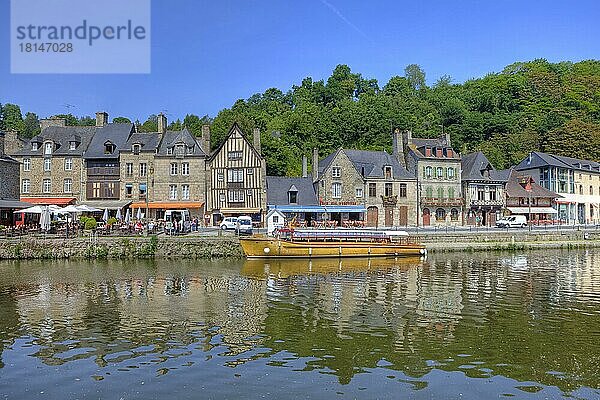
63,104,76,113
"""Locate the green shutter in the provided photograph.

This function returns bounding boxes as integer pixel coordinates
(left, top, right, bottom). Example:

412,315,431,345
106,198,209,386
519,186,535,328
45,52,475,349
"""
422,166,426,178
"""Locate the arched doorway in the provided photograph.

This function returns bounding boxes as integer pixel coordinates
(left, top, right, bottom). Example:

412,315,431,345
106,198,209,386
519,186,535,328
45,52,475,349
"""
367,206,379,227
422,208,431,226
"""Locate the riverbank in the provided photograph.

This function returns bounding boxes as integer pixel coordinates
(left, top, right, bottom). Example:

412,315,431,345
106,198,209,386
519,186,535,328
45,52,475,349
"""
1,230,600,259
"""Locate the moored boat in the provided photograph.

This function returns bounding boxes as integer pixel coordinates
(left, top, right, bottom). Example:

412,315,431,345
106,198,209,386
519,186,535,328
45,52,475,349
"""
239,228,426,258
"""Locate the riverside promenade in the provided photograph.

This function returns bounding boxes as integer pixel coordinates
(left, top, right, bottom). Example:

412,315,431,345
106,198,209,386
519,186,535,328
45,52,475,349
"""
1,226,600,259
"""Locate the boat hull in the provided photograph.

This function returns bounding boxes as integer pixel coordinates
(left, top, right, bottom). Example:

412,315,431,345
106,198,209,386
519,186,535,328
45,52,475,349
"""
240,237,426,258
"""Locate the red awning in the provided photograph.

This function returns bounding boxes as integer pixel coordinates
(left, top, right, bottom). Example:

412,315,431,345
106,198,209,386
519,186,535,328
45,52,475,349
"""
21,197,77,206
130,201,204,210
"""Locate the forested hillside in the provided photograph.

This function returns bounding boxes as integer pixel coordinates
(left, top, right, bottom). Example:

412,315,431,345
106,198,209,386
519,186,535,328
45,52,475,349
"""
2,59,599,175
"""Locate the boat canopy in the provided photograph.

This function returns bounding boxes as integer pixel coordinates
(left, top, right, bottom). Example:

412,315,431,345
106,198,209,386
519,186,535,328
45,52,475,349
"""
292,229,409,239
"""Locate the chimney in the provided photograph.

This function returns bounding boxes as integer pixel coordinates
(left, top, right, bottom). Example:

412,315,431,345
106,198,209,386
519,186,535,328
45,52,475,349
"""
403,130,412,145
95,111,108,128
312,147,319,181
0,131,5,157
444,132,451,147
157,113,167,134
302,155,308,178
201,124,211,154
253,127,261,154
40,117,66,131
392,128,405,166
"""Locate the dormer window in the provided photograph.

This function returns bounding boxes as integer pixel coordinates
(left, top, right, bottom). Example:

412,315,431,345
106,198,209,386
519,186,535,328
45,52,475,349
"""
187,146,194,155
332,166,341,178
132,144,141,155
384,166,392,179
32,142,39,151
44,142,53,155
167,147,173,155
425,147,432,157
447,148,453,158
175,144,185,157
436,148,443,157
288,190,298,204
69,141,77,150
104,141,115,154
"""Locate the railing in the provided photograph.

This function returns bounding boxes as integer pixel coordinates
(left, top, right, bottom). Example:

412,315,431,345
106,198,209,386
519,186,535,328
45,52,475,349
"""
421,197,463,206
227,182,244,189
469,199,504,206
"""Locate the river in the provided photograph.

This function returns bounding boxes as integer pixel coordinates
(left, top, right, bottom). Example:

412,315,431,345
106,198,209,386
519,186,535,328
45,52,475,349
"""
1,250,599,399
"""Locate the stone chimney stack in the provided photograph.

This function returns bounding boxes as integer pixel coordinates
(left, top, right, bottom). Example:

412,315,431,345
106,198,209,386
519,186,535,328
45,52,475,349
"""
392,128,405,166
312,147,319,181
444,132,451,147
157,113,167,134
201,124,211,154
40,117,67,131
95,111,108,128
253,127,261,154
302,155,308,178
0,131,5,157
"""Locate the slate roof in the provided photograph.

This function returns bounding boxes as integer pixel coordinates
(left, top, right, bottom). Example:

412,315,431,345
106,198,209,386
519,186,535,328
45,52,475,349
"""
156,127,205,157
123,132,161,153
505,170,562,199
84,123,135,159
514,151,600,173
319,149,415,180
266,176,319,206
407,135,460,160
15,126,96,157
461,151,507,181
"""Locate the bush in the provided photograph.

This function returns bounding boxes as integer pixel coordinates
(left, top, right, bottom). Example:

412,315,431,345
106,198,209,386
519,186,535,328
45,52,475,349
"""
84,217,97,230
107,217,118,226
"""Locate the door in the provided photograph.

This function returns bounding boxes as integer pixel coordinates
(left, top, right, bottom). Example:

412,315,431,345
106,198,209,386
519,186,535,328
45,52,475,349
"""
398,206,408,226
422,208,431,226
384,206,393,227
367,206,378,227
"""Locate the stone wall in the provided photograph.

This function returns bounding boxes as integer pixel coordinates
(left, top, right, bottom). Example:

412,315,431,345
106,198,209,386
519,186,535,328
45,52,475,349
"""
0,158,20,200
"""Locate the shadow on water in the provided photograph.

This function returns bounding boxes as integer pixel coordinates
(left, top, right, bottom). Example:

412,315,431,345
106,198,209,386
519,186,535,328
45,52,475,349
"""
0,250,599,399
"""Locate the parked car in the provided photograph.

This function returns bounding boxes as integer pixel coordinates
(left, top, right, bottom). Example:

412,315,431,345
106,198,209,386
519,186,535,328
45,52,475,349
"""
496,215,527,228
236,216,253,235
220,217,239,230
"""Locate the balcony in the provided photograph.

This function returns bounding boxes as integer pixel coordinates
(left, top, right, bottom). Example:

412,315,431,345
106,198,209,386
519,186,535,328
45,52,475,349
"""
227,182,244,189
469,199,504,207
421,197,463,207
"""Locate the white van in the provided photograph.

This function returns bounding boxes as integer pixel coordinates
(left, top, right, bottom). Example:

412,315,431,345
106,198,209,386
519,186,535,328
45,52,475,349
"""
236,216,253,235
496,215,527,228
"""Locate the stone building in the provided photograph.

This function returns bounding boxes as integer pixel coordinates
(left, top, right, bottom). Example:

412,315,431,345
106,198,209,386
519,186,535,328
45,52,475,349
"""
461,152,509,226
0,131,25,225
514,152,600,224
400,130,462,226
84,112,135,204
207,123,266,225
266,174,320,226
316,144,417,227
12,117,94,205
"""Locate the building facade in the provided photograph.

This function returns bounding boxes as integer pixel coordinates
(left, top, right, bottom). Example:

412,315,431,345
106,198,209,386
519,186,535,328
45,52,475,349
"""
504,170,561,222
401,130,462,226
207,123,267,225
514,152,600,224
461,152,508,226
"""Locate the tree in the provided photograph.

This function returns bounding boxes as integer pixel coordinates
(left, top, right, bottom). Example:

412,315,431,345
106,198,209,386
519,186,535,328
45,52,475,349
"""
52,113,79,126
112,117,131,123
1,104,25,132
22,112,40,138
404,64,426,91
78,116,95,126
138,114,158,132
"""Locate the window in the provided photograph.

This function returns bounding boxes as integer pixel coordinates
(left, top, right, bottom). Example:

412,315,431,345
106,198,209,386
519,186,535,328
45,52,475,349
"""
44,142,52,155
139,183,147,197
399,183,407,198
436,148,443,157
590,186,594,196
217,171,224,181
332,182,342,198
288,190,298,204
448,187,455,199
170,163,178,175
436,167,443,179
125,183,133,197
126,163,134,176
247,168,254,175
23,158,31,171
489,190,496,201
437,187,444,199
356,188,363,198
69,141,76,150
384,166,392,179
167,147,173,155
247,189,252,196
228,169,244,183
92,182,101,198
169,185,177,200
228,190,245,203
181,185,190,200
447,167,455,179
187,146,194,155
228,151,242,160
104,142,115,154
175,144,185,157
63,178,72,193
436,208,446,221
273,215,279,223
22,179,30,193
369,183,377,197
332,167,341,178
132,144,141,155
44,158,51,172
385,183,393,197
425,147,431,157
42,178,51,193
580,185,584,195
219,193,226,202
450,208,459,221
181,163,190,176
425,166,432,178
425,186,433,198
32,142,38,151
64,158,73,171
140,163,147,177
478,188,485,201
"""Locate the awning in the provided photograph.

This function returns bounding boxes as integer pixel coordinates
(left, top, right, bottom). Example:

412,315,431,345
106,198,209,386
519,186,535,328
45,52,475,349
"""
220,208,261,214
507,207,558,214
131,201,204,210
81,200,132,210
322,205,366,213
0,200,32,209
21,197,76,206
269,205,367,213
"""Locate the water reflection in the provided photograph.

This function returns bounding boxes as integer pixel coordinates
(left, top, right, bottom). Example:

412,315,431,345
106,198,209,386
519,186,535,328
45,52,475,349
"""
0,252,599,399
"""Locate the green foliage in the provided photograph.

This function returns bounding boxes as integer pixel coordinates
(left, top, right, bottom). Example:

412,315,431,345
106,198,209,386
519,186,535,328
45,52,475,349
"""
138,114,158,132
1,104,25,132
113,116,131,123
22,112,40,138
107,217,118,226
84,217,97,230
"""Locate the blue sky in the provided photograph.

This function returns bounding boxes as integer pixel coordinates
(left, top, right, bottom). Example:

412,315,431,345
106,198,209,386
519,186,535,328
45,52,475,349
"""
1,0,599,122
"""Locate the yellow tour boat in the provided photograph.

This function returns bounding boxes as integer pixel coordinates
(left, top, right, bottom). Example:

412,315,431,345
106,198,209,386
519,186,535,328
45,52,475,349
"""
239,228,426,259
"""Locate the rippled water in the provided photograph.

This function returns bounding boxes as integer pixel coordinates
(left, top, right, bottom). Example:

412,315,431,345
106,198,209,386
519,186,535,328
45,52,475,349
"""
1,250,600,399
